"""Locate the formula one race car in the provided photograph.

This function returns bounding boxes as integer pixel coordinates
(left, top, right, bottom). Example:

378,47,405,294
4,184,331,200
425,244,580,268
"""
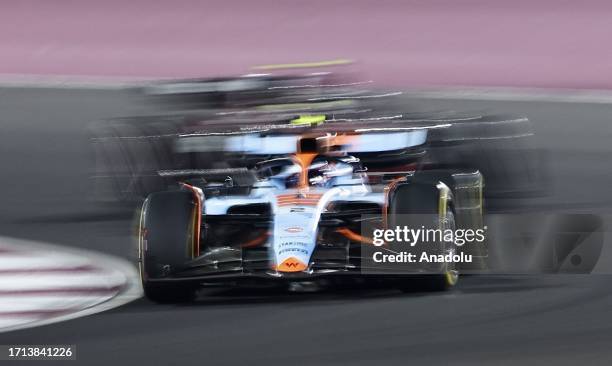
137,120,487,302
91,68,546,301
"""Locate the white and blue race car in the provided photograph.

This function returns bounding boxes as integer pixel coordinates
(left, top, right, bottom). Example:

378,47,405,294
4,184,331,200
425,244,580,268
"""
137,122,487,302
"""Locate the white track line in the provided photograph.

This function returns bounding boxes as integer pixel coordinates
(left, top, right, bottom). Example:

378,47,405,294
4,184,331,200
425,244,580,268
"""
0,317,41,330
0,237,142,333
0,255,93,270
0,272,126,291
0,296,116,312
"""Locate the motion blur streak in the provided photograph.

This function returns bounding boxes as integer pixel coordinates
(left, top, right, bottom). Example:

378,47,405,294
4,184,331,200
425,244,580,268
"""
1,0,612,88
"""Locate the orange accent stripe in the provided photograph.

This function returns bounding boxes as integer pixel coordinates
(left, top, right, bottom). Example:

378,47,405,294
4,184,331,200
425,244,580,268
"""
181,183,202,258
293,153,317,190
382,176,407,230
277,198,321,202
241,232,270,248
276,193,323,199
278,202,317,206
277,195,323,200
276,192,323,207
283,199,320,202
336,228,375,245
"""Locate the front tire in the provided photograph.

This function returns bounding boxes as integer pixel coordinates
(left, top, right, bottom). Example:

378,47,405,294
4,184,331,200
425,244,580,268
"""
139,191,199,303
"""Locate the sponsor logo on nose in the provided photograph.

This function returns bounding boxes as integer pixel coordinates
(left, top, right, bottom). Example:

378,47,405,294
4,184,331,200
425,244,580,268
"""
285,227,303,233
276,257,307,272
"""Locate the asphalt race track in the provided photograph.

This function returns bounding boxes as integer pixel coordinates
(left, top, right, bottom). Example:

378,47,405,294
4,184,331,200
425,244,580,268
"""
0,87,611,365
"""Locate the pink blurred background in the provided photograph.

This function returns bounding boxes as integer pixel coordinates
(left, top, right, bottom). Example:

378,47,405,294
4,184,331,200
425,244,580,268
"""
1,0,611,88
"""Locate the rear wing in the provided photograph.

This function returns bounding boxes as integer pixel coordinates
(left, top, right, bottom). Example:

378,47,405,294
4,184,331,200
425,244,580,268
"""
175,128,436,155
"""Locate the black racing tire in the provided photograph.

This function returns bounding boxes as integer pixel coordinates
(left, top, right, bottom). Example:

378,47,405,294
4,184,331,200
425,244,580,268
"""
139,191,199,303
141,282,198,304
400,212,458,292
388,180,458,292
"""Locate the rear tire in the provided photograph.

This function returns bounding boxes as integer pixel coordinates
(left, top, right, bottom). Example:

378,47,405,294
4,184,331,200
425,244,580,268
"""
388,178,458,292
139,191,199,303
399,214,458,293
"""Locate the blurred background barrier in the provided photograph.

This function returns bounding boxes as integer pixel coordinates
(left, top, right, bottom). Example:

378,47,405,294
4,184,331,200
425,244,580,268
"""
1,0,612,89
